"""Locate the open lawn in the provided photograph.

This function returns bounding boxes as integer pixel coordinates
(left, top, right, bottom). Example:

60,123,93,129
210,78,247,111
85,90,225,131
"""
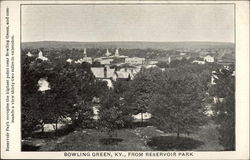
40,129,152,151
23,122,223,151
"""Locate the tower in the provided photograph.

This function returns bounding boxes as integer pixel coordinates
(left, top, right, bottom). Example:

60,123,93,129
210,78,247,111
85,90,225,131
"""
115,48,119,57
38,50,43,58
168,56,171,64
83,48,87,57
105,49,111,57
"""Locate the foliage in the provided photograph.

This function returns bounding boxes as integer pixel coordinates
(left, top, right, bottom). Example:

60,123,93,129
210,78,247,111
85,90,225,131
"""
21,55,98,136
209,68,235,150
147,136,204,151
128,66,208,136
152,68,207,137
128,67,164,114
99,91,132,137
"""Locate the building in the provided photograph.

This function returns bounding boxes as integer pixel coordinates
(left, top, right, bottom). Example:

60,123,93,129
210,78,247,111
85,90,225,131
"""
192,60,205,65
125,57,145,65
204,55,215,63
37,77,51,92
75,48,92,64
91,66,116,79
98,58,114,65
37,51,48,61
114,70,131,81
66,58,73,63
26,52,33,57
217,59,234,68
168,56,171,64
114,48,120,57
148,60,158,65
105,49,112,57
132,112,152,122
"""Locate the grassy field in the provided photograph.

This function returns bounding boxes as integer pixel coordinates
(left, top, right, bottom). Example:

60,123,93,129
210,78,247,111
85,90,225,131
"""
24,122,223,151
40,128,152,151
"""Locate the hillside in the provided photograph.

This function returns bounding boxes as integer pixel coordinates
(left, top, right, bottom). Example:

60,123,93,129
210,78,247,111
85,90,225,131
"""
22,41,234,50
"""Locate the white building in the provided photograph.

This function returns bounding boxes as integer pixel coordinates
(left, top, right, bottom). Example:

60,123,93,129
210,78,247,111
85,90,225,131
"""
66,58,73,63
192,60,205,65
204,55,215,63
38,78,51,92
125,57,145,65
26,52,33,57
105,49,112,57
91,66,116,79
114,48,120,57
75,48,93,64
132,112,152,122
99,58,114,65
148,60,158,65
168,56,171,64
37,51,48,61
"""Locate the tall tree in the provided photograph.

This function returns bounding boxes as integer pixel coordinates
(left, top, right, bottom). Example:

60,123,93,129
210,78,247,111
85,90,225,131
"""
209,68,235,150
21,55,98,136
99,91,132,137
127,67,164,123
151,68,207,138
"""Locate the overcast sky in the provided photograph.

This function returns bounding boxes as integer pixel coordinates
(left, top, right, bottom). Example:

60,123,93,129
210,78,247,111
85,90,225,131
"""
22,4,234,43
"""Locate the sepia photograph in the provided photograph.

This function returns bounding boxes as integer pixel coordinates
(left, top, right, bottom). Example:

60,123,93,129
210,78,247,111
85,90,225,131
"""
20,4,235,152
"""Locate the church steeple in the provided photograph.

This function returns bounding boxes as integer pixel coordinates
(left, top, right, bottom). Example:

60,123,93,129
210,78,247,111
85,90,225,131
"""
115,48,119,57
105,49,111,57
83,48,87,57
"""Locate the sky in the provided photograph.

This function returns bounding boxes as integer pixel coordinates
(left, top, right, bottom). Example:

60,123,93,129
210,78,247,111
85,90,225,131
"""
22,4,234,43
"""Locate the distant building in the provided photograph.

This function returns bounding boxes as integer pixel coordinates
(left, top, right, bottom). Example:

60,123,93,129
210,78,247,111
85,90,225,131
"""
91,67,115,88
192,60,205,65
91,66,116,80
37,51,48,61
145,64,158,69
38,77,51,92
217,59,234,68
114,48,120,57
168,56,171,64
26,52,33,57
66,58,73,63
93,105,100,120
204,55,214,63
105,49,112,57
99,58,114,65
132,112,152,122
114,70,131,81
148,60,158,65
125,57,145,65
75,48,92,64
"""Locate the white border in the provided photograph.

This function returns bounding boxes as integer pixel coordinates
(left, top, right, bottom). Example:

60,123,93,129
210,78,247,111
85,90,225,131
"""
1,1,249,159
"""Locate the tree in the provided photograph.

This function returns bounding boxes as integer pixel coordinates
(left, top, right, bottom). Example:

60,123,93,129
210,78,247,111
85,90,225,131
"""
21,56,54,136
150,68,207,138
99,91,132,138
127,67,164,123
21,55,98,136
209,68,235,150
127,66,207,137
92,61,103,67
